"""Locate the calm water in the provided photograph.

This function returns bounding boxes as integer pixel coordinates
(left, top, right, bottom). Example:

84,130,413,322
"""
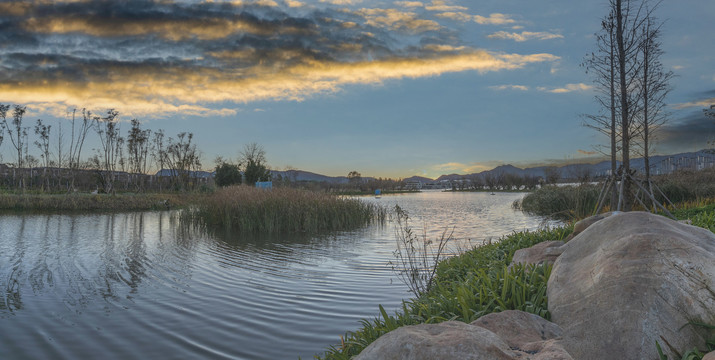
0,191,554,359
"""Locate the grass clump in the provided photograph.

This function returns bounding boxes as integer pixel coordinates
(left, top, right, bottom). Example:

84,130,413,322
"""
315,226,573,359
515,185,600,220
182,185,386,234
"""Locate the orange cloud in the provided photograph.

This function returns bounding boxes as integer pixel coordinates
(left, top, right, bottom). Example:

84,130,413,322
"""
0,50,558,117
24,15,297,41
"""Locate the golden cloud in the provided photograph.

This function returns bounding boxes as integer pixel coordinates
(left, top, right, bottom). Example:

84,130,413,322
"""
23,15,295,41
394,1,424,7
0,50,558,117
473,13,515,25
355,8,442,32
672,98,715,109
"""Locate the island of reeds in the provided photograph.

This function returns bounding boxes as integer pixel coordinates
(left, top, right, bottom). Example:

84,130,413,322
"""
180,185,386,234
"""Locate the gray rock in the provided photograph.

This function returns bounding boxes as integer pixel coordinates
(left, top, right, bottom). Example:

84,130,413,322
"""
355,311,574,360
548,211,715,360
470,310,563,349
508,241,564,269
354,321,515,360
572,211,613,236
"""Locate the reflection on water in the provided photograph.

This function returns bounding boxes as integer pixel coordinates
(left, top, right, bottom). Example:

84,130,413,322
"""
0,191,554,359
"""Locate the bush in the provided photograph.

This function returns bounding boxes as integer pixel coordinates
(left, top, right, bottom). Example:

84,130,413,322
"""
516,185,600,220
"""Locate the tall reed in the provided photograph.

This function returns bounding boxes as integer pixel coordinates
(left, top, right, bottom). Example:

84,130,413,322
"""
181,185,386,234
515,185,600,220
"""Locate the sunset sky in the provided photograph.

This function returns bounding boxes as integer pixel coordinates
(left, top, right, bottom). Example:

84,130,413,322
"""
0,0,713,179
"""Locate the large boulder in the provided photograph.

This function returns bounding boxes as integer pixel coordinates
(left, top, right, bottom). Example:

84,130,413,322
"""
354,321,515,360
508,241,564,269
471,310,572,360
572,211,614,237
548,211,715,360
355,311,572,360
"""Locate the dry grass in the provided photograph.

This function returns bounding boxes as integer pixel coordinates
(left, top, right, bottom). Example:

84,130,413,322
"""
0,192,193,212
181,185,386,234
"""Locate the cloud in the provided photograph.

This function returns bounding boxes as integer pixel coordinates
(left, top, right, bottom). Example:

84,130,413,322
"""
537,83,593,93
578,149,597,155
657,112,715,151
490,84,529,91
436,12,516,25
394,1,424,7
0,1,558,117
473,13,515,25
487,31,564,42
432,162,490,174
424,1,467,12
320,0,362,5
354,8,442,32
672,97,715,109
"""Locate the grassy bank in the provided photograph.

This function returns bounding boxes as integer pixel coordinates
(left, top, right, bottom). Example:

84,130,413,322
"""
516,168,715,220
0,192,193,212
514,184,600,220
316,226,573,359
316,202,715,359
181,185,386,234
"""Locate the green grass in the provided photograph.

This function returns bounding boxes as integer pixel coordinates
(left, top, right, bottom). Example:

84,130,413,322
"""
0,192,193,212
315,200,715,360
181,185,386,234
515,185,600,220
315,226,573,359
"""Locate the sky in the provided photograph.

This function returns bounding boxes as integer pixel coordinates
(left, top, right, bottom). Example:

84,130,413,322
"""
0,0,713,179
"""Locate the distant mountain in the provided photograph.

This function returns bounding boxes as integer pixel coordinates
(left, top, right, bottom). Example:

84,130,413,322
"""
154,149,713,185
413,149,714,184
444,150,714,182
271,169,349,183
404,175,434,183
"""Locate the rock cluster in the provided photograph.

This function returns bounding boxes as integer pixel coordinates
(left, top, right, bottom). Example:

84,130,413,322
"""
355,310,571,360
356,212,715,359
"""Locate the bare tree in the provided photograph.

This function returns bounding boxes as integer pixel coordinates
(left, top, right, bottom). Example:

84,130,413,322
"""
586,0,661,211
1,105,29,189
94,109,123,194
34,119,52,192
151,129,167,192
126,118,151,191
583,11,620,206
0,105,7,162
636,13,673,206
163,132,201,191
67,108,94,192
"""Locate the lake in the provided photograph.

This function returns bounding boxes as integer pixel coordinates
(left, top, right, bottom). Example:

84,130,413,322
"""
0,191,555,359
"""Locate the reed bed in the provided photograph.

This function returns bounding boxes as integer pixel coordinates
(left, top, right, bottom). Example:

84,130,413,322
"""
181,185,386,234
515,184,600,220
0,193,191,212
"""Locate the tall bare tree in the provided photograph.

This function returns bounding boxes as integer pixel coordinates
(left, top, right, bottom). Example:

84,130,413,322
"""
1,105,29,189
163,132,201,191
636,13,673,204
67,108,94,192
34,119,52,191
94,109,123,194
584,11,619,206
126,118,151,191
